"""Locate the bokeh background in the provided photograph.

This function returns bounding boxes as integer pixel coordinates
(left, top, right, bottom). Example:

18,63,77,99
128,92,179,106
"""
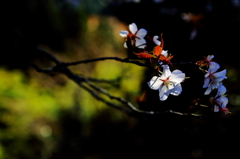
1,0,240,158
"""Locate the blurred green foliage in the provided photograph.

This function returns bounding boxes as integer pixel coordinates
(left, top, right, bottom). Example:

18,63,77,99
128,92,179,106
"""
0,68,73,158
0,59,146,158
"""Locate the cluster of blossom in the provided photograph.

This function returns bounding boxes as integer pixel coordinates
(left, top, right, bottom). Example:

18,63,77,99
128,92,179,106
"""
120,23,228,113
196,55,229,114
120,23,185,101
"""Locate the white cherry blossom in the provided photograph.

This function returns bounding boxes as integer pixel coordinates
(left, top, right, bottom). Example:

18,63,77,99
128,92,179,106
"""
210,83,228,112
119,23,147,49
148,65,185,101
203,62,227,95
214,95,228,112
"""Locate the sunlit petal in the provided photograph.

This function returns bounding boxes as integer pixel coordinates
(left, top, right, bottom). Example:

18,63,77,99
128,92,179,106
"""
160,65,171,79
119,31,128,37
159,85,169,101
123,42,127,48
161,50,168,57
169,70,185,83
129,23,138,34
153,35,161,45
170,84,182,96
148,76,163,90
137,29,147,38
135,38,146,48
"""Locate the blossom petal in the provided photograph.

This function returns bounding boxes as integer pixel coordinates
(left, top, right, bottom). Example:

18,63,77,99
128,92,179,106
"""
170,83,182,96
129,23,138,34
217,96,228,108
159,85,170,101
209,62,220,70
119,31,128,37
204,85,212,95
215,77,227,83
135,38,146,48
216,83,226,96
123,42,127,48
160,65,171,80
204,72,210,78
148,76,163,90
208,62,220,74
204,81,219,95
214,105,220,112
206,55,214,61
153,35,161,45
169,70,185,83
161,50,168,57
213,69,227,80
203,77,210,88
137,29,147,38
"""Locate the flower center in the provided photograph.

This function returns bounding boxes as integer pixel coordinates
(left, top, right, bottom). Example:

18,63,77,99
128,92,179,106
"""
161,78,172,86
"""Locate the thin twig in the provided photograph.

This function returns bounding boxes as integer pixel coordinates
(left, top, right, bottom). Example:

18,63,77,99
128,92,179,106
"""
62,57,150,67
86,81,156,114
172,61,193,65
31,64,54,72
79,83,133,115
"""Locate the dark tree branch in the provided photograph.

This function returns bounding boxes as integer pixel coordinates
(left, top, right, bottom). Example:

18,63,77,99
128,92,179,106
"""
36,48,61,65
172,61,193,65
84,76,122,85
33,60,202,119
31,64,54,72
62,57,150,67
78,83,133,115
61,57,193,67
